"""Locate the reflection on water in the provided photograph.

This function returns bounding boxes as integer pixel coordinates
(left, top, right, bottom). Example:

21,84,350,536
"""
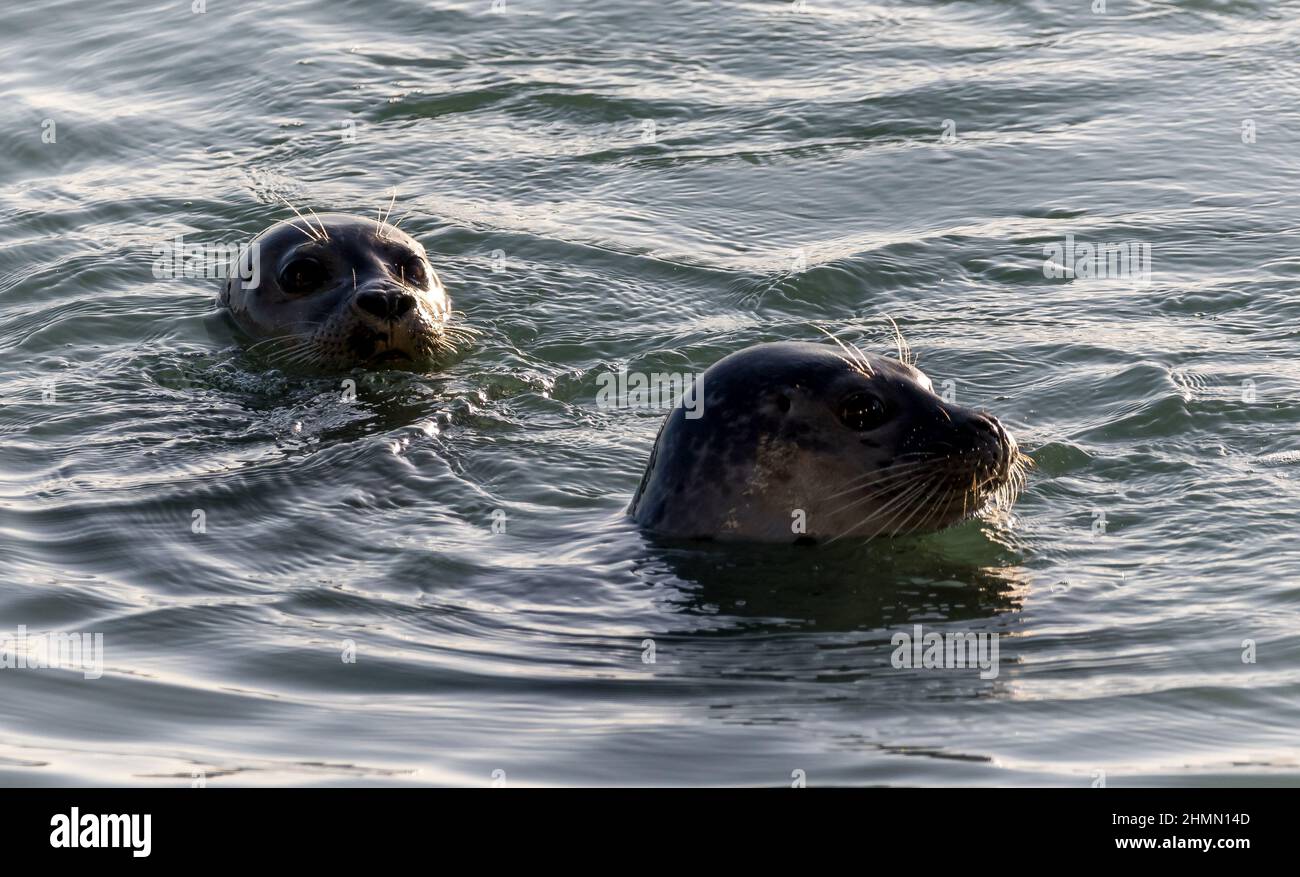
640,531,1029,634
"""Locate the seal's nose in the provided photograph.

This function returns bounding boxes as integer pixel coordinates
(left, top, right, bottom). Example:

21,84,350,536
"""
355,287,416,321
970,412,1013,475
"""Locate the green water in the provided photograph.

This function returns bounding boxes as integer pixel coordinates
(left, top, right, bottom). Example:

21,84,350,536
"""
1,0,1298,785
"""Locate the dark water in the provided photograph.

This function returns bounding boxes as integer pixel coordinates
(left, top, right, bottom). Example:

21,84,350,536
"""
2,0,1299,785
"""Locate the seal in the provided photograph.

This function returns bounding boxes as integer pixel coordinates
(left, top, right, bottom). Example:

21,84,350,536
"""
218,210,469,370
629,340,1029,543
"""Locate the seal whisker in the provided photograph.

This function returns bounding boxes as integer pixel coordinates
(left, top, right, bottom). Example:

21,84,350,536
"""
275,195,325,242
270,347,312,369
283,222,318,243
382,188,397,226
990,452,1033,510
822,470,934,519
883,314,914,366
243,326,326,356
376,188,398,240
816,462,941,504
822,465,936,505
243,333,300,354
859,475,941,541
882,476,943,536
826,476,933,544
823,457,940,498
814,455,943,500
823,467,933,512
442,322,481,339
840,330,878,376
305,207,330,241
438,322,482,350
812,325,874,377
891,476,947,536
441,317,483,337
837,478,934,543
838,460,938,491
262,337,319,365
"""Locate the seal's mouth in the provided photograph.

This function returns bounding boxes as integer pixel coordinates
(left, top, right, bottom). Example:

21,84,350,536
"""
345,321,424,368
366,349,415,366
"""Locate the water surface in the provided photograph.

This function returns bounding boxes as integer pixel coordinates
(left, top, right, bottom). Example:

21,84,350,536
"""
2,0,1299,786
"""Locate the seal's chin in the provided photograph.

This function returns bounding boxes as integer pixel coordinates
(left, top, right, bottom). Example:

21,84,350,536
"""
340,318,444,370
366,348,416,366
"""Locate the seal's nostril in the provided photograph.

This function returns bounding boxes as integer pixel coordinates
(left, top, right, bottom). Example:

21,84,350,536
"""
391,292,415,318
966,412,1009,473
971,412,1001,438
356,289,415,321
356,290,387,319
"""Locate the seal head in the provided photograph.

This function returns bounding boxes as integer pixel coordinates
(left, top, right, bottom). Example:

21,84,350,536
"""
218,213,454,370
629,341,1027,543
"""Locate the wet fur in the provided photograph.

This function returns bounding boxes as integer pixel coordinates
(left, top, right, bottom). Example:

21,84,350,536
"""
630,339,1030,543
218,208,474,371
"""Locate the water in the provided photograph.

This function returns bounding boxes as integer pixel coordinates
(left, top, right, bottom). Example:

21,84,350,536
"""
2,0,1299,786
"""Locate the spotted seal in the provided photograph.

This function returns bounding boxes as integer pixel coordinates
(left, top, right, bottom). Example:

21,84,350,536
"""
629,340,1028,543
218,211,469,370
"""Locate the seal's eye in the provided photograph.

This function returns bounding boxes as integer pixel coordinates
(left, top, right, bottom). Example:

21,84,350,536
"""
838,392,890,431
280,258,327,295
398,256,427,288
